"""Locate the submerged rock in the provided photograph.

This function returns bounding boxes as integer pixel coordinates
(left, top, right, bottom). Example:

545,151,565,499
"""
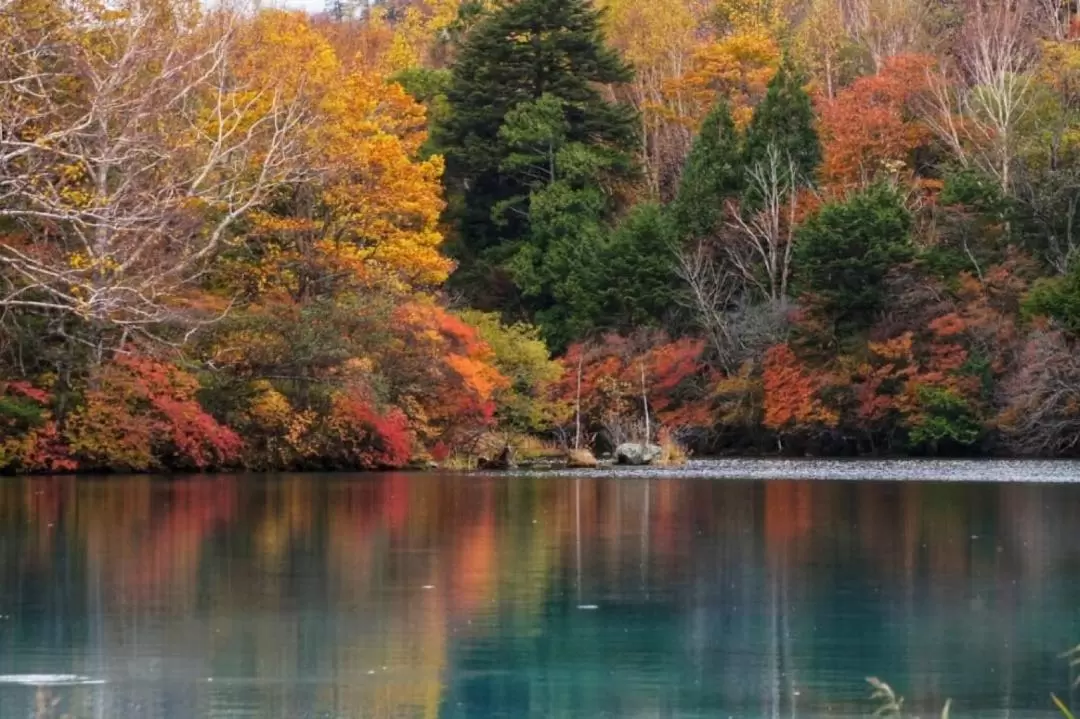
615,443,662,466
566,448,599,468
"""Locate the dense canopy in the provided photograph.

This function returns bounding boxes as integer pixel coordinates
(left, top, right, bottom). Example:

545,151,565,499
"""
3,0,1080,470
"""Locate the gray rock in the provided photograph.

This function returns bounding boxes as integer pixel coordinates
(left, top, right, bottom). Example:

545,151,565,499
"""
615,443,662,466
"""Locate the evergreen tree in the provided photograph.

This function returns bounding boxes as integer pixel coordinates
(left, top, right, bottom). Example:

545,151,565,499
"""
744,61,821,185
669,100,743,244
435,0,638,310
794,183,913,333
596,202,679,330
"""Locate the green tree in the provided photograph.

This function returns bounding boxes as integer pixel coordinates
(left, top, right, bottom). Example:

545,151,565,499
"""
510,175,609,348
459,310,567,433
435,0,638,309
794,183,913,332
595,203,679,330
669,100,743,244
907,385,982,454
1024,261,1080,333
743,60,821,186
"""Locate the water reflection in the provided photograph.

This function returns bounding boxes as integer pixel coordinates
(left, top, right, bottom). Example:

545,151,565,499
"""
0,471,1078,718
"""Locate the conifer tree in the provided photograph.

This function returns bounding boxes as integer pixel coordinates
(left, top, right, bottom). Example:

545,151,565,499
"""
669,100,743,244
744,61,821,185
794,183,913,332
436,0,638,308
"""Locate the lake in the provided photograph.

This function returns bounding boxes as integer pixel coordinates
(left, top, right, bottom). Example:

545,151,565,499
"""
1,460,1079,718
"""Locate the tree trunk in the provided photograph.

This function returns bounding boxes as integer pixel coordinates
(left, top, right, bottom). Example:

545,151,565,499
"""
640,361,650,444
575,352,584,450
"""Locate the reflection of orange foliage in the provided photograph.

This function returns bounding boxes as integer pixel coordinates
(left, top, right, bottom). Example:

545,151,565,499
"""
451,496,496,614
81,481,238,605
764,481,813,545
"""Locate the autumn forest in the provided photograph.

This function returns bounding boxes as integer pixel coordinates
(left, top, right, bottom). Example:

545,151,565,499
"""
2,0,1080,472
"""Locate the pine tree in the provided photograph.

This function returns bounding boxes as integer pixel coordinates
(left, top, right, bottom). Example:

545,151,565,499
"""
794,183,913,333
744,60,821,185
669,100,743,244
435,0,638,309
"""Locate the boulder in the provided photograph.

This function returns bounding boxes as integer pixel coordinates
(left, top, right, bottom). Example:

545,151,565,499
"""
566,448,599,468
615,443,662,466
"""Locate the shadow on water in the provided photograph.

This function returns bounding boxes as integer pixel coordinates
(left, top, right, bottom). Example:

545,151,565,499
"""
0,462,1079,717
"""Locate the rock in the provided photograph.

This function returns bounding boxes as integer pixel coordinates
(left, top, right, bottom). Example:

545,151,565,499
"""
615,443,662,466
566,448,599,468
477,445,516,470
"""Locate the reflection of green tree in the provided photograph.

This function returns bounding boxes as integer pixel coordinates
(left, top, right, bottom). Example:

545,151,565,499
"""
4,475,1080,718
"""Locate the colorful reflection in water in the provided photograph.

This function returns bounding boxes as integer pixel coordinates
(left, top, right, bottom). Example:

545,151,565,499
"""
0,468,1078,718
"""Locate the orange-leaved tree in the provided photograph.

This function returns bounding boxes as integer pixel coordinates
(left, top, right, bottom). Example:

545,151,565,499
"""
379,302,509,454
817,54,935,192
762,344,838,440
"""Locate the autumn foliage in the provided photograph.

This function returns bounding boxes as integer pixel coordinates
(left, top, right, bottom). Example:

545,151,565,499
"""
762,344,837,433
817,54,935,190
5,0,1080,468
555,335,715,448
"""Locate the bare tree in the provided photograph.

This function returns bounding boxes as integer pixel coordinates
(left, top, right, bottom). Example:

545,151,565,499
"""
841,0,932,72
923,0,1036,193
0,0,310,356
676,238,744,371
1000,330,1080,455
675,238,789,373
1031,0,1078,40
725,144,804,305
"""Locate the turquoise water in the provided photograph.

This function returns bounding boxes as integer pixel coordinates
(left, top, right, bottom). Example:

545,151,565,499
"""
0,462,1079,718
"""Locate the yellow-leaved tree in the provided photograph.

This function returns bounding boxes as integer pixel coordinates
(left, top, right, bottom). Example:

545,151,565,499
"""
205,10,452,460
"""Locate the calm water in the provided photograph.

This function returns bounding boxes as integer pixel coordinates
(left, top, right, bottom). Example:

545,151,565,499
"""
1,461,1080,718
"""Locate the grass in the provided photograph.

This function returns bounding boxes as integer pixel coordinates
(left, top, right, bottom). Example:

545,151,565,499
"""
867,642,1080,719
655,430,690,467
866,677,950,719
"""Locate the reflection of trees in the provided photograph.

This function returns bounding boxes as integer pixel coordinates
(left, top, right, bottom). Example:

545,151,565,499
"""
2,474,1080,717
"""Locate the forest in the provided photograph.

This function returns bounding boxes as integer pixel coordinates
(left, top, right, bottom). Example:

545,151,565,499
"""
2,0,1080,472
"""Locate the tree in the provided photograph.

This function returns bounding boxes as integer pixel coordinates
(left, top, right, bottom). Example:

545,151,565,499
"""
1023,260,1080,332
817,54,935,191
999,329,1080,455
924,1,1036,194
669,100,743,244
726,144,808,302
458,310,568,433
842,0,935,73
663,30,781,129
793,0,856,99
676,237,791,372
743,60,821,187
762,343,837,441
598,0,700,195
0,3,310,359
435,0,638,308
595,202,680,330
793,183,913,332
